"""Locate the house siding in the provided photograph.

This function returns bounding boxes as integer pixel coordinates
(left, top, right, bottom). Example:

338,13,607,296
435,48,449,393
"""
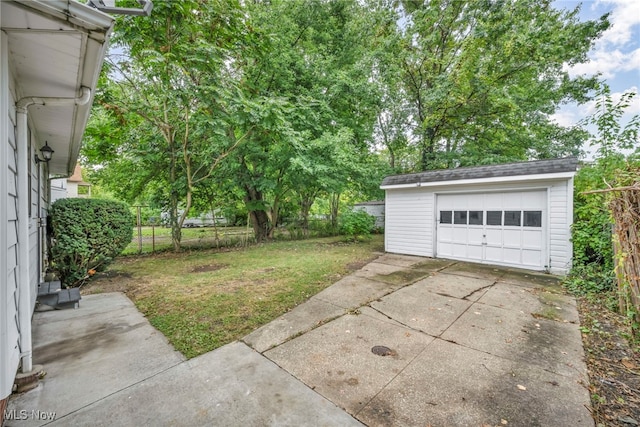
1,31,21,400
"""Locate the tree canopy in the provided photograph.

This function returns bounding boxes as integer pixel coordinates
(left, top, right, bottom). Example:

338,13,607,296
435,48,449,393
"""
83,0,612,247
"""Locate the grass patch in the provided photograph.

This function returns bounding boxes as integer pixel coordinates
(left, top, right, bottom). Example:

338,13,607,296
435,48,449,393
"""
532,307,561,321
85,235,383,358
375,269,431,285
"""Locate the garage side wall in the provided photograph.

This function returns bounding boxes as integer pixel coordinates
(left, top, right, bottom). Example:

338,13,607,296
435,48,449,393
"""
384,189,433,257
548,178,573,275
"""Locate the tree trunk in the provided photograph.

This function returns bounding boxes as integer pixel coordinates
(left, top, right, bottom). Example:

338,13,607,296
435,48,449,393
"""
420,128,437,171
244,185,272,242
300,195,314,235
267,195,280,239
210,202,220,248
168,137,182,252
249,209,271,242
329,192,340,232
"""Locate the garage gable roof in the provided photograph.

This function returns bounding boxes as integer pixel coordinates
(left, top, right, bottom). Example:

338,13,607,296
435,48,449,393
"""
381,157,579,189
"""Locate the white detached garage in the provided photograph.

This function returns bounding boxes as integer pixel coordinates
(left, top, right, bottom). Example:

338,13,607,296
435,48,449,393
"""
381,158,579,275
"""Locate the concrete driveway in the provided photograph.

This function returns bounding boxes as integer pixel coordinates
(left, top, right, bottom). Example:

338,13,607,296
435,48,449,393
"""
7,254,591,426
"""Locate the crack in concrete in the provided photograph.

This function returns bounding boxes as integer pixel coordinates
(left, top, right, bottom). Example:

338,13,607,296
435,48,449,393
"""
461,282,496,300
364,304,438,338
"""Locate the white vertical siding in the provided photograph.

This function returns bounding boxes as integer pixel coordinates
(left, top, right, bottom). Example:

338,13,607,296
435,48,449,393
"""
548,180,572,274
67,181,79,198
384,188,433,257
1,31,21,400
50,177,67,203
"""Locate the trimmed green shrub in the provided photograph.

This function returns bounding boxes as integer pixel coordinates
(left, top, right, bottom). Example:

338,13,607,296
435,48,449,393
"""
339,209,375,241
49,198,133,287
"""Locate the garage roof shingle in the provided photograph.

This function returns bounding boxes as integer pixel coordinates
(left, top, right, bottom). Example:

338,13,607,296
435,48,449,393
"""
381,157,579,187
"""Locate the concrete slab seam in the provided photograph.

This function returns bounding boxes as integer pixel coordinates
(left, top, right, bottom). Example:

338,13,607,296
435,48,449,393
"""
442,296,591,382
366,304,437,338
251,344,366,424
242,310,346,354
363,278,499,340
319,265,453,308
434,334,591,387
436,282,499,338
438,269,506,283
44,359,185,425
373,259,459,275
351,333,436,419
421,261,460,273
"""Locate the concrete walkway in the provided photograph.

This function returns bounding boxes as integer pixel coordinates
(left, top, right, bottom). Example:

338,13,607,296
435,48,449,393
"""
7,254,592,426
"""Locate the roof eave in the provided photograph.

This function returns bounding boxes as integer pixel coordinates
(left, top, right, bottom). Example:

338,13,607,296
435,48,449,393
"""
14,0,113,39
7,0,114,176
381,171,577,190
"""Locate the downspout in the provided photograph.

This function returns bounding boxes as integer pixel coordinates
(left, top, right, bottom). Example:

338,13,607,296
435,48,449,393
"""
15,87,91,374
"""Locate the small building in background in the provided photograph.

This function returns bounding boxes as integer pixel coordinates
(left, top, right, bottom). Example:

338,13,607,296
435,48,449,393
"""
51,164,91,203
354,200,385,229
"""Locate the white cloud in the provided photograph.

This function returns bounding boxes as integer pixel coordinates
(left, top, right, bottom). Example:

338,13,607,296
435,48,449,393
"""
580,86,640,116
565,0,640,79
627,47,640,72
549,110,579,127
566,49,629,79
594,0,640,46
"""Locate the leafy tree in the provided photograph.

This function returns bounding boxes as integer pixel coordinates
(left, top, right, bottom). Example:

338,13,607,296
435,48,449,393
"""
82,0,611,249
84,0,253,250
379,0,610,170
587,86,640,159
222,0,388,241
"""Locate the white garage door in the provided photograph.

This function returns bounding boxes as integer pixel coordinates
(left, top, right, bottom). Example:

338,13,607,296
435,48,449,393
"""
436,191,547,269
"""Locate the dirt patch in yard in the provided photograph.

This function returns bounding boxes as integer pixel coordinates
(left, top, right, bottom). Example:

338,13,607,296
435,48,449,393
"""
346,261,369,271
82,270,137,295
191,263,228,273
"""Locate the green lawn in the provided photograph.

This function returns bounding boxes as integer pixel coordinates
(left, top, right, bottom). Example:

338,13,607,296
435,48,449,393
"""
84,235,384,358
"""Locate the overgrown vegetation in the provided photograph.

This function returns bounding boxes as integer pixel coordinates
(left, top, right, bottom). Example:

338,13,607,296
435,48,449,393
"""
49,198,133,287
563,88,640,426
565,87,639,312
339,210,376,241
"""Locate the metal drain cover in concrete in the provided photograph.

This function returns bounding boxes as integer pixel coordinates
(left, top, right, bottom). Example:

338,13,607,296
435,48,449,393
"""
371,345,396,356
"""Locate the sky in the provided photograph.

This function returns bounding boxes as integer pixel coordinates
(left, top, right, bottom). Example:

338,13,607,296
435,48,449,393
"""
552,0,640,157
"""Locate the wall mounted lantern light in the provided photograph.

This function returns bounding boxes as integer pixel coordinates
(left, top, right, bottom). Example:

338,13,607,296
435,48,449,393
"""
34,141,54,164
